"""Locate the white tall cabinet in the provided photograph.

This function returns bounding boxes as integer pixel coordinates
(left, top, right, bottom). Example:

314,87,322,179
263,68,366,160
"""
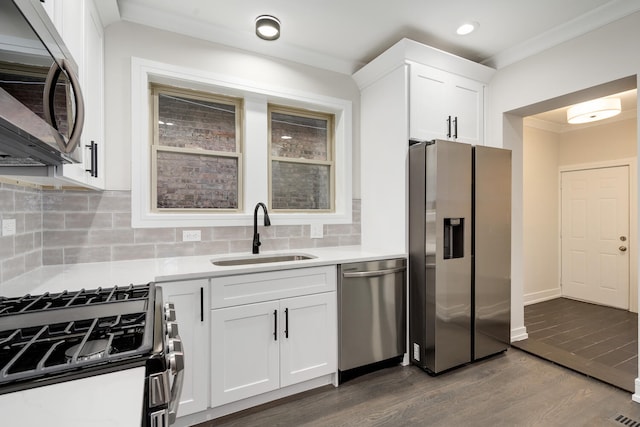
353,38,495,252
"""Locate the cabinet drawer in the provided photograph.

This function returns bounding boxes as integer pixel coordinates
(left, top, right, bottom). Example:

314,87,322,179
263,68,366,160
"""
211,266,337,308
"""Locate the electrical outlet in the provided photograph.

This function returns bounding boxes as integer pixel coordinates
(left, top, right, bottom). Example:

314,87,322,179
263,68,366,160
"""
310,223,323,239
182,230,201,242
2,219,16,236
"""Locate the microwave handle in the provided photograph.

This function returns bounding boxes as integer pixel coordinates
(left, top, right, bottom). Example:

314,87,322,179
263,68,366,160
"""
43,59,85,154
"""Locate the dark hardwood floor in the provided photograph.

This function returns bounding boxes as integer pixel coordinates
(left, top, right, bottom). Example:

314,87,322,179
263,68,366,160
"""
512,297,637,392
198,348,640,427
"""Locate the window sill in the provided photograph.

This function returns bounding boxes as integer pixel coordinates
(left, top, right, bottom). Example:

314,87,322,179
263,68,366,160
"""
131,210,353,228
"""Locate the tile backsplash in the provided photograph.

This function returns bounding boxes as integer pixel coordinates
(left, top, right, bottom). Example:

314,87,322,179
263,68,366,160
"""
0,183,360,282
0,182,43,282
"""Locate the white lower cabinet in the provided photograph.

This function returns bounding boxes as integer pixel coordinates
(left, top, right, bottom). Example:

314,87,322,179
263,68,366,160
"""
159,279,209,417
210,266,337,408
279,292,336,387
211,300,280,405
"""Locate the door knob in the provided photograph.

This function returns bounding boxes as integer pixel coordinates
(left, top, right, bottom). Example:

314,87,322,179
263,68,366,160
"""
619,246,627,252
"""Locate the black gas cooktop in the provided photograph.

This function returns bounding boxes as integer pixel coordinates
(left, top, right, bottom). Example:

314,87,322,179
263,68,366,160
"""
0,284,156,390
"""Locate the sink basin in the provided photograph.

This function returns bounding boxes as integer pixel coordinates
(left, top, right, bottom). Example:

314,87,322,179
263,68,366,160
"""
211,253,316,266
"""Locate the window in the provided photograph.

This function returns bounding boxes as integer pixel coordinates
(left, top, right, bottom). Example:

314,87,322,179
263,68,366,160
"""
150,85,243,212
131,58,352,228
269,105,334,212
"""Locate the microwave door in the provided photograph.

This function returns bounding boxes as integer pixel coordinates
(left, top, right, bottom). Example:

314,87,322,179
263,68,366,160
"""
0,0,83,164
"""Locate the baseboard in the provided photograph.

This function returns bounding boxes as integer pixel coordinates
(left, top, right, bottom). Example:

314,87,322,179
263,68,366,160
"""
633,378,640,403
510,326,528,342
524,288,561,306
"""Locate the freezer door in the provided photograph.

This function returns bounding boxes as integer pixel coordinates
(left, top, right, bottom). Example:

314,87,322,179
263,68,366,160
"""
409,140,473,374
431,140,473,372
473,145,511,359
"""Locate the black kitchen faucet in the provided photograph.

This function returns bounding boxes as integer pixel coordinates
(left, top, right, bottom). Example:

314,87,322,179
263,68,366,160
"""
252,202,271,254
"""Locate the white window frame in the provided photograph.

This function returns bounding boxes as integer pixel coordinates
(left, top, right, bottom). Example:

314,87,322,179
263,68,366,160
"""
268,104,335,213
150,84,244,213
131,57,352,228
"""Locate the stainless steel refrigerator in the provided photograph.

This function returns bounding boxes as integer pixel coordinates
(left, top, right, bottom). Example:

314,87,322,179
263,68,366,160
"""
408,139,511,374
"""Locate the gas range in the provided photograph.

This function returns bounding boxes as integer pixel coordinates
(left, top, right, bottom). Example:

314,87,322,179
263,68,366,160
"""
0,283,184,426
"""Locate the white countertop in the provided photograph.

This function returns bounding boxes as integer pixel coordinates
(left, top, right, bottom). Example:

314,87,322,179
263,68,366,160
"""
0,246,406,297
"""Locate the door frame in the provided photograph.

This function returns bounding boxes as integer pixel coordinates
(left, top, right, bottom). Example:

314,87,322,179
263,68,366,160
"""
559,158,638,312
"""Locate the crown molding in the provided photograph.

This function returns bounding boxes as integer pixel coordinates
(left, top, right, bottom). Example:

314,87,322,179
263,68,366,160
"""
117,1,358,75
484,0,640,69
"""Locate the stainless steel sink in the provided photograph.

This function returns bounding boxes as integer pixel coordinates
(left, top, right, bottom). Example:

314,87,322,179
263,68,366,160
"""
211,253,316,266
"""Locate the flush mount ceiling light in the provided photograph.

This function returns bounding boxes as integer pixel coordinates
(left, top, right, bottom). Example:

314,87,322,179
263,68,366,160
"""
255,15,281,40
566,98,621,124
456,22,478,35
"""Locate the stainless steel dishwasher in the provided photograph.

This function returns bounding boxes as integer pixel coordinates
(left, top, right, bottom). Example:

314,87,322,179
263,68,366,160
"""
338,258,406,381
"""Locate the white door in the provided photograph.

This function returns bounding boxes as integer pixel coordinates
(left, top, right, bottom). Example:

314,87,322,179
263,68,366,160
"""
561,166,629,308
160,280,209,416
211,300,280,407
279,292,337,387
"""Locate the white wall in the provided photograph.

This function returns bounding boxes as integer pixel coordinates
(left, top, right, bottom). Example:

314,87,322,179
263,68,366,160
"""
523,126,560,304
559,118,637,165
103,21,361,196
488,11,640,345
523,118,637,307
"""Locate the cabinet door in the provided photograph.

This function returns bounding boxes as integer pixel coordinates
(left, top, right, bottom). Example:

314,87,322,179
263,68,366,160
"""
82,1,105,188
53,0,105,188
409,63,484,145
280,292,337,387
449,74,484,145
409,64,451,141
160,280,209,417
211,301,280,407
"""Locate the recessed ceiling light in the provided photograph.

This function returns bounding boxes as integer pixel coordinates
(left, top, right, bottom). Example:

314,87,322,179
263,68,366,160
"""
255,15,281,41
566,98,621,124
281,135,292,140
456,22,478,36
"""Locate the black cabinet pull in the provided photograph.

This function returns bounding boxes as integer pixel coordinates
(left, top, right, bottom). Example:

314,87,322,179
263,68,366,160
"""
446,115,452,138
273,309,278,341
284,308,289,339
85,141,98,177
200,287,204,322
453,116,458,139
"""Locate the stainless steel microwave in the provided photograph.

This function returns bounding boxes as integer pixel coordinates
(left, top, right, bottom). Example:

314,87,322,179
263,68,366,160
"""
0,0,84,166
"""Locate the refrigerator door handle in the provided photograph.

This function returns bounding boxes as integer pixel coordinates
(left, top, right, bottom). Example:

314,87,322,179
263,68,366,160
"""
342,266,406,278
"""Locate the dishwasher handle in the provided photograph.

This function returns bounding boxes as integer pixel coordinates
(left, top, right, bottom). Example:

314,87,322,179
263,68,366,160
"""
342,266,406,278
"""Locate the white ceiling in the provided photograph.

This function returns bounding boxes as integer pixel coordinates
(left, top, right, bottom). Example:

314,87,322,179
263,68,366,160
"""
112,0,639,129
115,0,640,75
525,89,637,132
526,89,637,131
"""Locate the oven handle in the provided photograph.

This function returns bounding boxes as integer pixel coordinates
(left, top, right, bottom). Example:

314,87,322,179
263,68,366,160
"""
168,336,185,425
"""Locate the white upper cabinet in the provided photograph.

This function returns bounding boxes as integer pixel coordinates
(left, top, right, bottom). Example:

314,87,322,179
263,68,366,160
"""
409,63,484,145
50,0,105,189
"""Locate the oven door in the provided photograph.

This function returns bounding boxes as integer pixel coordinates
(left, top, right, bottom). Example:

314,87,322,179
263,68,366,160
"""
1,367,147,427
